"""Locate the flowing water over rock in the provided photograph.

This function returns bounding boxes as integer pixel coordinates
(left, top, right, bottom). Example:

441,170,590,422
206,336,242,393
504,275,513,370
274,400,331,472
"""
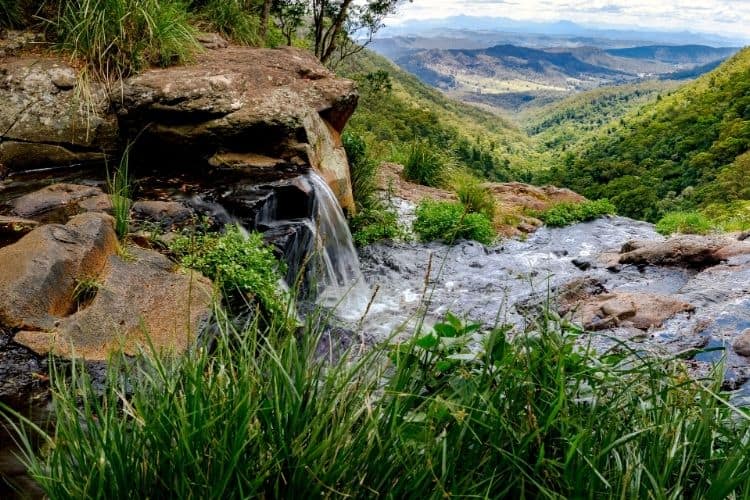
352,215,750,390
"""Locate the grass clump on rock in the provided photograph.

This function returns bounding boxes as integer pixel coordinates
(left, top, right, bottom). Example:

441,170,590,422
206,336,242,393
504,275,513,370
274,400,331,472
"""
538,199,616,227
401,140,451,188
413,199,494,245
53,0,199,78
655,211,714,236
5,309,750,498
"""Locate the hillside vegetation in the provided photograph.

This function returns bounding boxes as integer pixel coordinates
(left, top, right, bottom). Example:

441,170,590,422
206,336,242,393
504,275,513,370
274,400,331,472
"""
542,47,750,222
338,49,547,181
522,80,679,150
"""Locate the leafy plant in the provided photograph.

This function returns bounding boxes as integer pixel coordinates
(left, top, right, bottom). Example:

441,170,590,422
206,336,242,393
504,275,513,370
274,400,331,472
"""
349,207,404,246
538,199,616,227
343,131,378,211
655,211,714,235
53,0,199,79
413,200,494,244
169,225,289,320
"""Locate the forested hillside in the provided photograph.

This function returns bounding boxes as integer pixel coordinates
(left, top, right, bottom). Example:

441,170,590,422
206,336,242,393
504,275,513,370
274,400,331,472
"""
522,80,679,150
542,47,750,221
338,49,548,180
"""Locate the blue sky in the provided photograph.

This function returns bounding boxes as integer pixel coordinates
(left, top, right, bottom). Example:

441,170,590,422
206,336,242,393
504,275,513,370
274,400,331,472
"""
386,0,750,39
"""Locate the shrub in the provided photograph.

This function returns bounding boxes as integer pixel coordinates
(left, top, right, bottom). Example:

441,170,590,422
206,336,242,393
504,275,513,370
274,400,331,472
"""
655,211,714,235
191,0,260,45
54,0,199,78
402,140,450,188
6,310,750,498
413,200,494,244
453,173,496,220
539,199,616,227
701,201,750,232
349,207,404,246
169,225,288,319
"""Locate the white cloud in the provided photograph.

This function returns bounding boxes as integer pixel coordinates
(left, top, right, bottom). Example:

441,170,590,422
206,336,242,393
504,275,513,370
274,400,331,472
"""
387,0,750,39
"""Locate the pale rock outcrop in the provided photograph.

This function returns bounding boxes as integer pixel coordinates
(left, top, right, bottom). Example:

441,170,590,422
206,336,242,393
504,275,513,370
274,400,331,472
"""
14,246,213,361
0,58,118,172
0,212,118,330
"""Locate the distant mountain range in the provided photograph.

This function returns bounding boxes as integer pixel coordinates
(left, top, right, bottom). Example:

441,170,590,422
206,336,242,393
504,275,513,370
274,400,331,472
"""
376,42,741,112
377,16,749,47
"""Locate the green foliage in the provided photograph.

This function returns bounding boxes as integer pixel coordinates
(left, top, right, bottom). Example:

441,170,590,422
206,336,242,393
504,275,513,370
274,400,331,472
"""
702,201,750,232
338,49,543,182
349,207,404,246
6,309,750,498
538,199,616,227
72,277,101,310
545,48,750,221
343,131,378,211
413,200,494,244
191,0,260,45
53,0,199,78
655,211,714,235
453,173,496,220
169,225,288,318
0,0,20,27
106,147,133,240
401,140,450,188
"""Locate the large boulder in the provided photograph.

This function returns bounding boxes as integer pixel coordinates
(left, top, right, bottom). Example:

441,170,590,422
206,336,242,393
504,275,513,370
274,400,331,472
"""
0,212,118,331
0,58,118,173
10,183,106,218
118,46,357,212
14,246,213,361
619,235,750,268
565,292,694,331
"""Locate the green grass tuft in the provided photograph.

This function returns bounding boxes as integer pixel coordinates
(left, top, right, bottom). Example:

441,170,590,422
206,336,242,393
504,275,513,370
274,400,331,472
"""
191,0,260,45
655,211,714,235
538,199,617,227
0,0,21,27
4,308,750,497
401,140,451,188
106,146,133,240
53,0,199,79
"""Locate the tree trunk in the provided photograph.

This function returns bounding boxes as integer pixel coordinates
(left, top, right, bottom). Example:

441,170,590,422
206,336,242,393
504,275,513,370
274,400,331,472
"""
320,0,353,64
260,0,273,44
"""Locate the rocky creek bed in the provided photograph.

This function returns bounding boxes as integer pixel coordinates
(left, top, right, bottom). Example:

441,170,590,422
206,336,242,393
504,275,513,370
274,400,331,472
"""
354,208,750,396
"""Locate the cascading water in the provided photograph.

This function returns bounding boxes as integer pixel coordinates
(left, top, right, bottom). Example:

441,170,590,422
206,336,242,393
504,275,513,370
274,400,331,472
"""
306,172,371,320
251,172,371,321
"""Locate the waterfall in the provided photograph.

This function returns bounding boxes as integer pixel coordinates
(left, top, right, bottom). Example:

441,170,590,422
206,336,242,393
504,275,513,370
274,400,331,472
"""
306,172,371,320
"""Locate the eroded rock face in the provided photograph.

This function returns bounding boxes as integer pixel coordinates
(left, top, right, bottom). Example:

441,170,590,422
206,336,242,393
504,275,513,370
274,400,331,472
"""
14,246,214,361
0,58,118,172
0,212,118,330
118,46,357,212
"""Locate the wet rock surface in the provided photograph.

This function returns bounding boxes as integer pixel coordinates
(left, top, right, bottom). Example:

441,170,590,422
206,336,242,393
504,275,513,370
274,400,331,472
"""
357,216,750,389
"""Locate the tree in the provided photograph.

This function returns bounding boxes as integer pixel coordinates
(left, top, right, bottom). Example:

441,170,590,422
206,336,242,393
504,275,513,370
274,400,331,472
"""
272,0,306,45
309,0,402,66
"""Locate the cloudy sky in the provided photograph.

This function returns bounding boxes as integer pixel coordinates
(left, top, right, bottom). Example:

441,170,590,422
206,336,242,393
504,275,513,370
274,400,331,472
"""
386,0,750,39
